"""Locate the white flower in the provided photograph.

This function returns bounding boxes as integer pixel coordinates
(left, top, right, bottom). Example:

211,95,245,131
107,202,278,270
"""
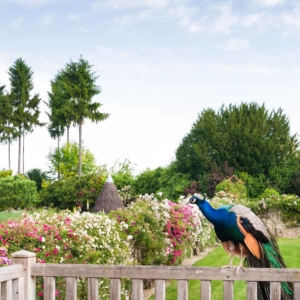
127,235,133,241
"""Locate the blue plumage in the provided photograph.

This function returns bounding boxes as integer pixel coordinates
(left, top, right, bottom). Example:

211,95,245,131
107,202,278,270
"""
188,194,293,300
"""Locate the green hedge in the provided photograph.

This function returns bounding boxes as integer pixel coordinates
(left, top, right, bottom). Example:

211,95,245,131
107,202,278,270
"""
0,176,39,210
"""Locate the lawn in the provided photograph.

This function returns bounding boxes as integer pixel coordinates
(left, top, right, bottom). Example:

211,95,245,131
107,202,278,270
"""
153,238,300,300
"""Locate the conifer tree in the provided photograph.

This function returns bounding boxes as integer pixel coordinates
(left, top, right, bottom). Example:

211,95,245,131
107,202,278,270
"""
8,58,44,174
59,56,109,177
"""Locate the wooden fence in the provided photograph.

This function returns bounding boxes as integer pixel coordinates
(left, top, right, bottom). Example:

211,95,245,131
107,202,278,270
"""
0,250,299,299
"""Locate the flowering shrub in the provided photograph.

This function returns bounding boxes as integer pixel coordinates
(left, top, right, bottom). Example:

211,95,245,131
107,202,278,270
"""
0,210,130,299
0,247,11,266
248,191,300,226
112,194,216,266
0,194,217,298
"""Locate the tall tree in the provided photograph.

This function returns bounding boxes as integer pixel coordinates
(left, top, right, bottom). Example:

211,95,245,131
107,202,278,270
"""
60,56,109,177
175,102,299,183
47,72,73,144
0,84,5,95
0,91,18,170
8,58,44,174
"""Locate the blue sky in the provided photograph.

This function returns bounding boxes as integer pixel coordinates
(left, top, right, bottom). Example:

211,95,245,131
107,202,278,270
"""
0,0,300,175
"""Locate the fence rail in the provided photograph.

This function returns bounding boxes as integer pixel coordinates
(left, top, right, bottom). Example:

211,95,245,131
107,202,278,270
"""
0,250,299,299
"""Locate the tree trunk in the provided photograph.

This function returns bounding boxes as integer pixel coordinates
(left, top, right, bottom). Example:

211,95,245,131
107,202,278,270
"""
22,133,25,174
57,137,60,180
67,125,70,144
18,128,21,174
78,120,82,178
8,139,11,171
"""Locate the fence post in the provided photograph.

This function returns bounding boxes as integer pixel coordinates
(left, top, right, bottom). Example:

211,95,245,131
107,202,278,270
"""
12,250,36,300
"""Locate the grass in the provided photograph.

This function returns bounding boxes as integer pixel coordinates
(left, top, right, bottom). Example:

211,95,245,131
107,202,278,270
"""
0,210,24,222
151,238,300,300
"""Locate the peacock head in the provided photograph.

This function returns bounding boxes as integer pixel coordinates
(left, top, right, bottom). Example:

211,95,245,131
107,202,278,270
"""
188,194,206,205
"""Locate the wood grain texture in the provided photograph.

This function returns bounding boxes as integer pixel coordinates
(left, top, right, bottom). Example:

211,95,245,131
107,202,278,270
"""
246,281,257,300
270,282,281,300
201,280,211,300
66,277,77,300
294,282,300,300
223,281,233,300
44,277,55,300
155,280,165,300
178,280,188,300
88,278,99,300
31,264,300,282
132,279,143,300
110,278,121,300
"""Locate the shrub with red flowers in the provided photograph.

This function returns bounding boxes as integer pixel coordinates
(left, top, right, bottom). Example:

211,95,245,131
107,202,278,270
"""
0,209,130,299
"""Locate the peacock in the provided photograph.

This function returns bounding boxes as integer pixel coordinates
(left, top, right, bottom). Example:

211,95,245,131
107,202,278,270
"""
188,194,293,300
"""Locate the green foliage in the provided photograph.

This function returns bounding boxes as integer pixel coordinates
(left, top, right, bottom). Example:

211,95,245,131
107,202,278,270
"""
175,103,299,187
26,168,50,192
110,159,135,190
58,56,110,176
132,163,191,201
158,168,191,201
8,58,44,173
39,173,105,210
0,170,13,178
238,172,267,198
215,178,247,199
132,167,164,195
48,142,99,178
0,176,39,210
0,92,18,147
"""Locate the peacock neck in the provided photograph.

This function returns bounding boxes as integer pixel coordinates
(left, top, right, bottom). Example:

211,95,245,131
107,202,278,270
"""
198,200,228,225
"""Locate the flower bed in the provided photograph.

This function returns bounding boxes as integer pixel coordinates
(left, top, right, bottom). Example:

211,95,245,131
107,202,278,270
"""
0,196,216,299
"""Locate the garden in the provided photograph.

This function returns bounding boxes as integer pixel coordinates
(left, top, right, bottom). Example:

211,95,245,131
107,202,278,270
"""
1,176,300,298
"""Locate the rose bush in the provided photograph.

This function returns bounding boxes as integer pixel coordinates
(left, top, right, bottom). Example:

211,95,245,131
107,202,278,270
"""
0,195,216,298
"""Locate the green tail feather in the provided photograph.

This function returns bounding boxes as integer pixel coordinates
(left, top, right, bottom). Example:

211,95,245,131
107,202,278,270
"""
262,243,293,296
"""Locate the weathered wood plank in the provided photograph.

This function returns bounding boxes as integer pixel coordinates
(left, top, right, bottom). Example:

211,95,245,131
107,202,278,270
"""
155,279,165,300
270,282,281,300
201,280,211,300
31,264,300,282
44,276,55,300
2,280,13,300
0,265,24,282
12,278,23,300
66,277,77,300
88,278,99,300
294,282,300,300
178,280,188,300
246,281,257,300
223,281,233,300
132,279,143,300
110,278,121,300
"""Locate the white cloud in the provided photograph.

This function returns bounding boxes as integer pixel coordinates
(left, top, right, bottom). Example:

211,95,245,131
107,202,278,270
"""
251,0,285,7
68,14,80,21
210,63,286,75
241,13,265,28
92,0,172,10
95,46,112,53
295,66,300,74
209,1,238,34
282,8,300,27
11,0,56,6
42,16,51,25
79,27,92,33
111,9,153,26
219,38,249,51
12,17,23,28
